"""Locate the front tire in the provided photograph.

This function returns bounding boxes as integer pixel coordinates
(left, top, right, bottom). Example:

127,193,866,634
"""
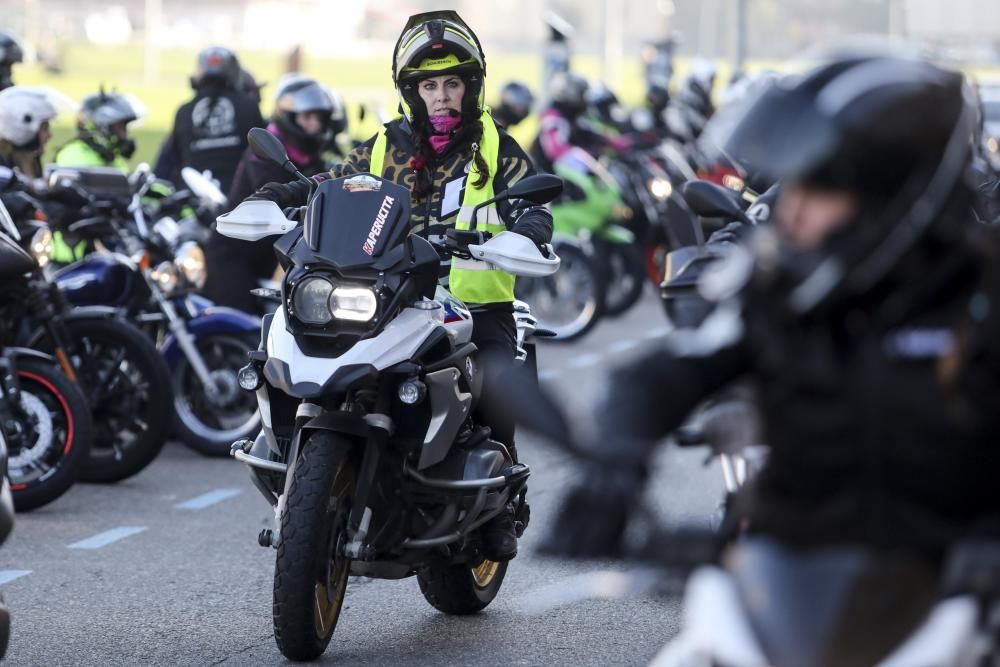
172,333,260,457
515,241,605,342
5,358,92,511
597,240,646,317
47,318,172,483
273,432,354,661
417,559,508,615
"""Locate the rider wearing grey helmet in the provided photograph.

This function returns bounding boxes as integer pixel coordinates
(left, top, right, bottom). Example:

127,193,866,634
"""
55,91,140,170
203,74,339,314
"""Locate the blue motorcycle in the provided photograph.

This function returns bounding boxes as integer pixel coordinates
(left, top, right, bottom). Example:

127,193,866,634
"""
43,166,262,456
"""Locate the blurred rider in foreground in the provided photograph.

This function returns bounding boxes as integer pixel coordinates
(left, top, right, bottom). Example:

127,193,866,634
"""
545,51,1000,569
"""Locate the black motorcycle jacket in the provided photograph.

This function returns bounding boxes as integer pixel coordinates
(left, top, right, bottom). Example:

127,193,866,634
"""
255,116,553,251
159,84,264,193
602,218,1000,559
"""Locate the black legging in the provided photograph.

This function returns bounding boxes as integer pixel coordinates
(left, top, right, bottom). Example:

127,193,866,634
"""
202,228,278,314
470,306,517,454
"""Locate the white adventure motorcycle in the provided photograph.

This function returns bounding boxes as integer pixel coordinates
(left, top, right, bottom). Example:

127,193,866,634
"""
217,128,561,661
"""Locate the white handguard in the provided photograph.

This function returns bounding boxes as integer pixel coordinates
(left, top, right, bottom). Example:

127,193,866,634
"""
466,231,560,277
215,200,298,241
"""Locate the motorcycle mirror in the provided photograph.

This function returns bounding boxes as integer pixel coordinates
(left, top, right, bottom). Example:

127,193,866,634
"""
506,174,564,205
248,127,293,171
681,180,750,224
468,174,564,231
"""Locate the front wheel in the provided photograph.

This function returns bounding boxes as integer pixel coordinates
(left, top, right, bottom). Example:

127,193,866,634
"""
5,358,92,511
417,558,508,615
41,318,172,483
597,240,646,317
273,432,354,661
515,241,605,342
172,333,261,457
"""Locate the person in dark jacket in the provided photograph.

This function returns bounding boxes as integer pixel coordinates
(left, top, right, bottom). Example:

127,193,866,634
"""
0,32,23,92
154,47,264,192
244,11,553,563
545,52,1000,565
203,74,343,312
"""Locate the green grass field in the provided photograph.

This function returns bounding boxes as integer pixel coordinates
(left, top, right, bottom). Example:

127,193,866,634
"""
18,42,1000,169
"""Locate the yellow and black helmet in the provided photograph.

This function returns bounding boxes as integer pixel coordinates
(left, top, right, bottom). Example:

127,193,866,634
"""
392,11,486,120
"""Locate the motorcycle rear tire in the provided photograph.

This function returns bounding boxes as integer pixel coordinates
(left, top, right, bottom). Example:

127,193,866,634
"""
417,558,508,615
273,431,354,661
7,358,92,511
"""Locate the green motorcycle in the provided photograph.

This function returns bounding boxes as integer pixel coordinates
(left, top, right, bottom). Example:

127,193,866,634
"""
516,149,633,341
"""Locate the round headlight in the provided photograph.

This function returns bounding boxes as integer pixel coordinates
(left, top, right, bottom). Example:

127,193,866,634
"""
175,241,206,289
329,286,378,322
30,227,53,268
649,177,672,200
150,261,179,293
292,277,334,325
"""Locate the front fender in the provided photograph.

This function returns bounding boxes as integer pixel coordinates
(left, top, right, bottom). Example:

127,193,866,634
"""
160,307,261,368
60,305,122,321
3,346,58,365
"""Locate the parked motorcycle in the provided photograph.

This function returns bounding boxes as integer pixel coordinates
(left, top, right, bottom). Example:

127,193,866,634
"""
46,165,261,457
220,128,560,661
0,186,170,483
0,203,92,508
0,422,14,658
516,149,620,341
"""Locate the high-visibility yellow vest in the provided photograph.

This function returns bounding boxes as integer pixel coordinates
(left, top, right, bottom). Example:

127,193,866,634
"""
368,111,514,305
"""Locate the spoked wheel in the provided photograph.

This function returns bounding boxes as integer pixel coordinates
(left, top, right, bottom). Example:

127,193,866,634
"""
5,358,92,511
418,556,509,615
54,318,172,482
273,432,354,661
597,240,647,317
515,241,605,342
172,333,260,457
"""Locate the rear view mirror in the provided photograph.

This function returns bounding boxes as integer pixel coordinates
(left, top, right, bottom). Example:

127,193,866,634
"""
506,174,564,205
216,200,298,241
248,127,292,170
682,180,749,223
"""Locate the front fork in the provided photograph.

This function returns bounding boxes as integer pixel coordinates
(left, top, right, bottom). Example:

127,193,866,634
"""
145,276,221,397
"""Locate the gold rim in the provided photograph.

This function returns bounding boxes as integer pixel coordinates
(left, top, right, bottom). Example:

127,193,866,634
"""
471,559,499,589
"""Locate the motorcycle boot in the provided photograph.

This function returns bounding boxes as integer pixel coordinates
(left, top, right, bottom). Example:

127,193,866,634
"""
481,442,522,562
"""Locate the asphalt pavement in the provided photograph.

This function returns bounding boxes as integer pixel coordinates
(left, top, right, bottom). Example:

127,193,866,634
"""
0,292,724,666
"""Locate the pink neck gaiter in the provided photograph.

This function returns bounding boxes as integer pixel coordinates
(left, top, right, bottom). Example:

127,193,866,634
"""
427,114,462,154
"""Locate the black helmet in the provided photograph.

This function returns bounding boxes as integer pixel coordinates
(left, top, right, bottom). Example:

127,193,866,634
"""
0,31,23,91
646,83,670,112
549,71,589,115
392,11,486,123
587,81,623,125
271,74,344,155
192,47,240,90
494,81,534,127
237,67,264,105
77,90,141,159
702,51,976,312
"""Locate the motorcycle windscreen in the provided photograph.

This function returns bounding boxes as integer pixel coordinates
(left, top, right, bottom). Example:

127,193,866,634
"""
729,538,938,667
303,175,412,270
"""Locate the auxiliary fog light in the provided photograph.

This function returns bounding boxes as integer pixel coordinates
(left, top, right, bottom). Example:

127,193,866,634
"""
237,363,263,392
398,379,427,405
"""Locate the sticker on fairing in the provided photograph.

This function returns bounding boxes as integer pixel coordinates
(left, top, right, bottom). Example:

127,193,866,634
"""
344,174,382,193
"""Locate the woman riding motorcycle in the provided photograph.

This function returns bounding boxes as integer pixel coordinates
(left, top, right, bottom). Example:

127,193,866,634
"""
246,10,553,563
203,73,344,312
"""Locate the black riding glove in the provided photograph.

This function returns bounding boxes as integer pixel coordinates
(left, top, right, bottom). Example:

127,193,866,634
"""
246,180,310,208
509,205,553,249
